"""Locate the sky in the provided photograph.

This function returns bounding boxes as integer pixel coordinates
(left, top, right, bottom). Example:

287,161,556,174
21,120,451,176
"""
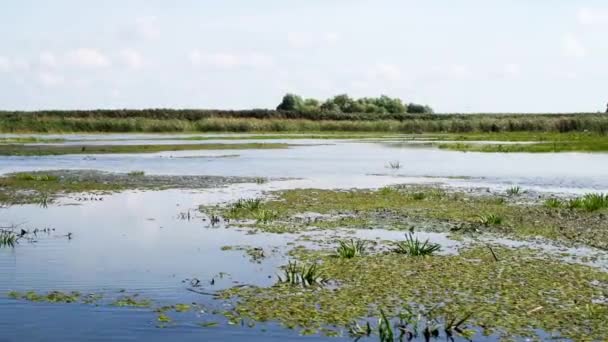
1,0,607,113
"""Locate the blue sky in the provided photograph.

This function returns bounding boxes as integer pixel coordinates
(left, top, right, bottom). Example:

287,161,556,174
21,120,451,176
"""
1,0,607,112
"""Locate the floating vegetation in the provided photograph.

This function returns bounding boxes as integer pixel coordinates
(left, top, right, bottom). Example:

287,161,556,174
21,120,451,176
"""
8,290,83,303
336,239,367,259
127,170,145,177
393,233,441,256
199,321,219,328
0,230,17,248
386,161,401,169
219,246,608,340
252,209,279,224
277,261,326,287
477,213,503,225
12,173,59,182
112,295,152,308
506,186,521,196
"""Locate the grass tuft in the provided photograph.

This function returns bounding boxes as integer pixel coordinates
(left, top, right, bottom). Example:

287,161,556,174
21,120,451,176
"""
278,261,326,287
393,233,441,256
336,239,367,259
477,213,503,225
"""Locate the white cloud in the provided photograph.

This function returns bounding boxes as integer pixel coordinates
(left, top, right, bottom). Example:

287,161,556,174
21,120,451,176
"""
189,50,273,69
39,51,58,68
287,32,341,49
66,48,111,68
562,33,586,58
368,63,402,82
502,63,521,78
0,56,11,72
38,71,64,87
577,7,608,26
135,16,160,40
118,49,143,69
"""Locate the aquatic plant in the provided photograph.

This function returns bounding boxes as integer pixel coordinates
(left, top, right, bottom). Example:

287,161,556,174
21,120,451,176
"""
36,193,52,208
8,290,82,303
411,192,426,200
0,230,17,248
477,213,503,225
278,261,326,287
386,161,401,169
393,233,441,256
377,310,394,342
336,239,367,259
254,177,268,184
12,173,58,182
112,295,152,308
506,186,521,196
127,170,145,177
378,186,396,196
234,198,263,211
544,198,562,208
252,209,279,224
566,193,608,212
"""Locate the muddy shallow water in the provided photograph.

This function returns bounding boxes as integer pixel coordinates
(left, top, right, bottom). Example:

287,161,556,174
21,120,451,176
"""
1,134,607,341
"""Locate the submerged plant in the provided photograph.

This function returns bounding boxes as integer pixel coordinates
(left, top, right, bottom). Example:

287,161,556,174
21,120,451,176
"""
336,239,367,259
477,213,503,225
278,261,326,287
393,233,441,256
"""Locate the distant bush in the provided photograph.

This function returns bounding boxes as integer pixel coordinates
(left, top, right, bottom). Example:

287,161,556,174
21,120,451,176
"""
276,93,433,115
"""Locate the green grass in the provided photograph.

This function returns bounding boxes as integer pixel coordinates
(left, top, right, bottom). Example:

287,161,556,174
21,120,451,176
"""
0,142,288,156
393,233,441,256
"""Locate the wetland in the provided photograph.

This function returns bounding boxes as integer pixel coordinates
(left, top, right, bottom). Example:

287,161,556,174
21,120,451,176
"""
1,132,607,341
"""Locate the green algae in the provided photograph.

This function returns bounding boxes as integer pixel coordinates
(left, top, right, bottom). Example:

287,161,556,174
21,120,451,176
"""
218,246,608,340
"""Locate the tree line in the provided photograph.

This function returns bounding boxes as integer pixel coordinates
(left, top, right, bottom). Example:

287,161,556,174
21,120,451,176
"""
276,93,434,114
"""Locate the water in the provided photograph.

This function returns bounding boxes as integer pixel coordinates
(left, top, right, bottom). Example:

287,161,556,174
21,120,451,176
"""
1,134,606,341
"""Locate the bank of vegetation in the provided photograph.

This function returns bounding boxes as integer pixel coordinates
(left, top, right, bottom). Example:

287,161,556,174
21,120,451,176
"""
0,94,607,134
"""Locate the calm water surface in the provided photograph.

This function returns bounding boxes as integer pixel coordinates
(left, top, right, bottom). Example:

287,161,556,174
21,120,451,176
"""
1,134,605,341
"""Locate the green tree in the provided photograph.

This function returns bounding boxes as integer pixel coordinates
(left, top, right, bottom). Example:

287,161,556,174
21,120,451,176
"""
276,94,304,111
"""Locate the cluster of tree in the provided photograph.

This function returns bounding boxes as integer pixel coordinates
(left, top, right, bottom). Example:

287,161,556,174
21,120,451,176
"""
276,93,434,114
